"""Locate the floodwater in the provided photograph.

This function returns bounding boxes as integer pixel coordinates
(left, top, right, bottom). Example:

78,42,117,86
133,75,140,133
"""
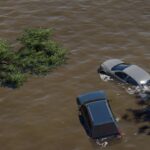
0,0,149,150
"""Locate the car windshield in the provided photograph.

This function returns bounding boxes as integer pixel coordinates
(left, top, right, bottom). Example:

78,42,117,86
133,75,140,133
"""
112,63,130,71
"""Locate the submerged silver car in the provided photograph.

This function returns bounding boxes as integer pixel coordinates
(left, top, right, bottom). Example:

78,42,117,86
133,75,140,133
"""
98,59,150,94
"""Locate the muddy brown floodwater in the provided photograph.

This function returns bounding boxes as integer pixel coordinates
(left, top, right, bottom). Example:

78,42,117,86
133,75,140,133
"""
0,0,150,150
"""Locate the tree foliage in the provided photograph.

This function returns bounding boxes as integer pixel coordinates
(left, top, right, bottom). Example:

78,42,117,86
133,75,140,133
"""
0,28,67,88
17,28,67,74
0,40,26,88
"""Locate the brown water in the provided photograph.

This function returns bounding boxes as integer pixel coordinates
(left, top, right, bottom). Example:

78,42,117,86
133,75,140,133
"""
0,0,150,150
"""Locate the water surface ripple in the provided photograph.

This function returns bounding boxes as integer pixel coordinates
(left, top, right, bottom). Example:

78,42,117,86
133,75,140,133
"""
0,0,150,150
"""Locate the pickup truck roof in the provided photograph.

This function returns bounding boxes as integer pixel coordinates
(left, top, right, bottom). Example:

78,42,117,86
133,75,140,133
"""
86,100,115,126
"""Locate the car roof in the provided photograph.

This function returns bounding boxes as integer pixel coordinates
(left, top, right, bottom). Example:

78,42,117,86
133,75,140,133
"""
77,91,107,106
102,59,124,71
86,100,115,126
124,65,150,85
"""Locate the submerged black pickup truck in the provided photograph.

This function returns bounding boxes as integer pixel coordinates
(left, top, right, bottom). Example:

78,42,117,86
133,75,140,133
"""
76,91,121,140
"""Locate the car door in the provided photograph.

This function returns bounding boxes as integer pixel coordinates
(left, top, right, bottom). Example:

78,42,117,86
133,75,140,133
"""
114,72,128,83
125,76,138,86
80,106,92,136
115,72,138,86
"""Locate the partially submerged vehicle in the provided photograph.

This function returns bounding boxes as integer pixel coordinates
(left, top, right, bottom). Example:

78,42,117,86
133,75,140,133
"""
76,91,121,140
98,59,150,96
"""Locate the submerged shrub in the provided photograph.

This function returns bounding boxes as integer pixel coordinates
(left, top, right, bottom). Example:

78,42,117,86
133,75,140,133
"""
0,40,26,88
0,40,15,63
17,28,67,75
0,28,67,88
18,28,53,50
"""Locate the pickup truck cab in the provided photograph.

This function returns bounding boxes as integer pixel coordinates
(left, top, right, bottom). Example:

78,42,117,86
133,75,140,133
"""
76,91,121,140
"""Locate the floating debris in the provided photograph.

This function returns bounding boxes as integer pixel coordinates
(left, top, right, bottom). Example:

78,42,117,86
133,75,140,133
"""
134,132,138,136
126,87,136,95
116,117,120,122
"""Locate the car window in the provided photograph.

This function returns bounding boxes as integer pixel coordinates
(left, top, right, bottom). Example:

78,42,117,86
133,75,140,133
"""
126,76,138,86
81,106,92,129
115,72,128,80
112,63,130,71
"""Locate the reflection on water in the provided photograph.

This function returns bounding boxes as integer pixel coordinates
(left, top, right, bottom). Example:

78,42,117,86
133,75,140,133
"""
0,0,149,150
